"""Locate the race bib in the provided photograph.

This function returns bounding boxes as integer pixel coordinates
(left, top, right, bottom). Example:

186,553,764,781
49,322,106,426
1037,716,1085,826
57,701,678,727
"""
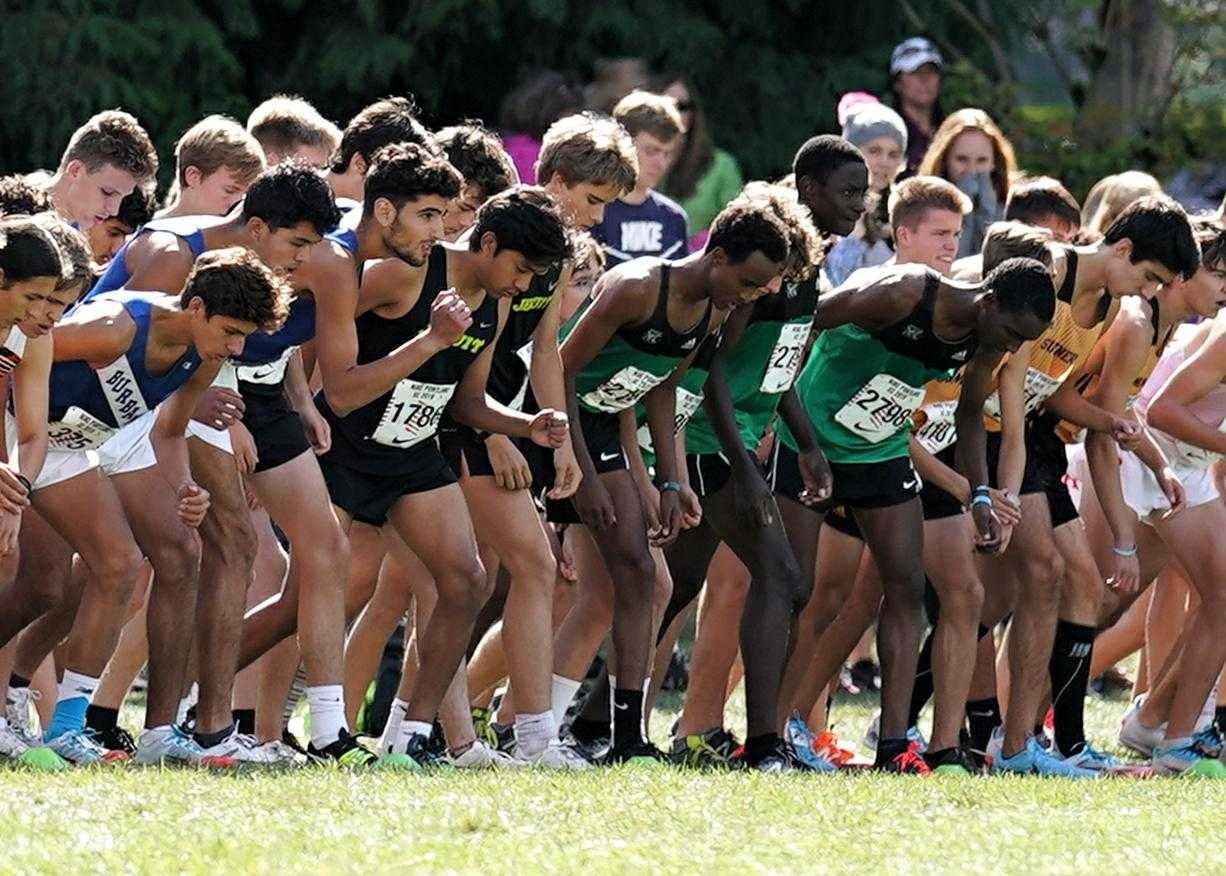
47,406,117,451
581,365,666,413
237,347,295,386
913,400,958,454
637,386,705,451
834,373,925,444
96,356,149,426
759,321,811,394
981,368,1062,422
370,379,456,449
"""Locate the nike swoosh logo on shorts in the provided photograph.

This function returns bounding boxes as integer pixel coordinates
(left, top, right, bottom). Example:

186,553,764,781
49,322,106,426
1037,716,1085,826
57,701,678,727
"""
600,451,620,462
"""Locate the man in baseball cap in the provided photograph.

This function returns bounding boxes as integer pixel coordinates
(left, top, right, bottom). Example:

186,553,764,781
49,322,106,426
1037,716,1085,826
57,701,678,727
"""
889,37,946,171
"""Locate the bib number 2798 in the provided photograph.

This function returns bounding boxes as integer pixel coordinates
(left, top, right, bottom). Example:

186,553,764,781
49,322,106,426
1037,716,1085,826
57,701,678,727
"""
834,373,925,444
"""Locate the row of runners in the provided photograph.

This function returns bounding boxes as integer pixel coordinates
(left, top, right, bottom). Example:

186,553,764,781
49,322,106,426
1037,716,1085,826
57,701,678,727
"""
0,91,1223,777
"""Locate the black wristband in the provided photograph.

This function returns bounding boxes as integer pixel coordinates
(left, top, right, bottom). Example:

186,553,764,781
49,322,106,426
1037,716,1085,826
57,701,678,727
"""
14,473,31,494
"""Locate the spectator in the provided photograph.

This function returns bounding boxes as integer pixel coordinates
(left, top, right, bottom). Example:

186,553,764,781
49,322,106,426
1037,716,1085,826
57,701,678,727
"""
656,75,744,251
498,71,582,184
591,91,688,266
825,94,908,285
583,58,648,115
1082,170,1162,235
888,37,946,173
918,108,1017,256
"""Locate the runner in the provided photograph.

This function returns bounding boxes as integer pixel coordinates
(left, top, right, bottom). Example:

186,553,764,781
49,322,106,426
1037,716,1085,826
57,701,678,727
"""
551,196,804,763
67,162,340,763
86,187,157,265
436,124,520,241
42,110,158,232
325,97,436,204
158,115,265,219
4,248,287,766
246,95,342,168
0,216,79,770
314,186,571,766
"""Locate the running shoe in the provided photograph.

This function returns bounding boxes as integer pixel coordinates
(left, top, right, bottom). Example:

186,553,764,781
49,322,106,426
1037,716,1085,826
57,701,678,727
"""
561,730,610,764
669,728,738,769
47,728,129,766
863,709,926,752
1059,743,1140,775
923,746,977,775
1118,696,1165,758
606,739,667,766
449,739,520,769
403,733,450,768
517,738,592,770
5,687,40,745
992,736,1098,778
134,726,231,768
782,712,838,773
1089,667,1133,697
812,729,859,767
730,740,795,774
0,721,29,761
281,729,309,756
1153,739,1226,778
877,741,931,775
310,729,416,770
93,724,137,756
1191,723,1223,759
200,728,306,768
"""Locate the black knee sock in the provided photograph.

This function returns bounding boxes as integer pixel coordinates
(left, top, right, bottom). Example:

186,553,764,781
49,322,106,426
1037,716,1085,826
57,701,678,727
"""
907,629,937,728
232,708,256,736
1049,619,1096,756
966,696,1001,754
1215,706,1226,735
85,705,119,733
611,688,645,748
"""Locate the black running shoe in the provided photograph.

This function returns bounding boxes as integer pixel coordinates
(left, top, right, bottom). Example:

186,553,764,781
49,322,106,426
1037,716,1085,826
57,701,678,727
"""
492,721,516,754
404,733,450,768
923,746,978,775
849,658,882,693
561,731,610,764
281,729,309,757
94,724,137,756
606,739,666,766
307,729,415,769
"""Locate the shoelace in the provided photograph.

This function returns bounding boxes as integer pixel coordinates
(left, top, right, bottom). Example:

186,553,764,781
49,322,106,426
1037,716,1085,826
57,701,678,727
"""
893,742,931,774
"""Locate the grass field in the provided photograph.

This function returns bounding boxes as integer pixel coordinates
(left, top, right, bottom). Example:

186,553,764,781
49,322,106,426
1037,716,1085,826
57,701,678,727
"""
4,676,1226,875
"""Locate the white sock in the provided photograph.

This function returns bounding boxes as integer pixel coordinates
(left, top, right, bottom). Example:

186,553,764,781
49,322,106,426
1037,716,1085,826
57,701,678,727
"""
607,675,617,723
175,683,198,726
59,669,100,704
550,675,582,726
306,684,347,748
515,710,557,757
396,719,433,753
379,698,409,754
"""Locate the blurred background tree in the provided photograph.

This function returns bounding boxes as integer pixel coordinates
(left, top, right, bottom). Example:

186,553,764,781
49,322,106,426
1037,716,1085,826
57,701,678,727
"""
2,0,1222,201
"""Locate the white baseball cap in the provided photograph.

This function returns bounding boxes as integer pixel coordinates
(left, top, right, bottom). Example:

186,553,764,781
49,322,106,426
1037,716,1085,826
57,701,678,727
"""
891,37,944,75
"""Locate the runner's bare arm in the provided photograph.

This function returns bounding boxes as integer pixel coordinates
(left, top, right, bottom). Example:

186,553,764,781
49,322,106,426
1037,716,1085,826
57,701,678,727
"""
527,262,573,413
123,233,195,294
995,344,1030,496
1147,314,1226,456
151,360,224,492
1084,304,1154,548
9,334,53,485
450,299,547,438
310,251,442,415
49,301,136,366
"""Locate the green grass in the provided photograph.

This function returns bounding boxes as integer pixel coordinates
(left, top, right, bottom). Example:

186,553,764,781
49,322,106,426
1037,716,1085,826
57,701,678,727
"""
4,677,1226,874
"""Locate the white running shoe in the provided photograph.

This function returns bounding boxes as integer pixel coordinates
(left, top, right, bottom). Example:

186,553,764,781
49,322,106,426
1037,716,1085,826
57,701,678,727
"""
198,729,305,767
517,738,593,770
134,725,235,768
1119,696,1165,757
0,720,29,760
450,739,521,769
5,687,40,745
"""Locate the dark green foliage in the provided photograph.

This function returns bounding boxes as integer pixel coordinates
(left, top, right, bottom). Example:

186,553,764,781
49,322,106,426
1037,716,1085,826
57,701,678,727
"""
2,0,1219,201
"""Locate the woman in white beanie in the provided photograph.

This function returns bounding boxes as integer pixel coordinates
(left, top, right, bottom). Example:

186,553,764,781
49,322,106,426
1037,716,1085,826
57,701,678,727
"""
824,95,908,286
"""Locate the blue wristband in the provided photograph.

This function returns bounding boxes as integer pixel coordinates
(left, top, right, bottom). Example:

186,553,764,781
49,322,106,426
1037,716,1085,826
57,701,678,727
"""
656,480,683,494
970,494,993,508
972,484,992,497
1111,544,1138,557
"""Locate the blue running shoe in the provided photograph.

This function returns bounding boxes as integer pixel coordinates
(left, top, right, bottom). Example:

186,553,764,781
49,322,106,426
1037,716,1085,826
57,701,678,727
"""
992,737,1098,778
783,712,838,773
